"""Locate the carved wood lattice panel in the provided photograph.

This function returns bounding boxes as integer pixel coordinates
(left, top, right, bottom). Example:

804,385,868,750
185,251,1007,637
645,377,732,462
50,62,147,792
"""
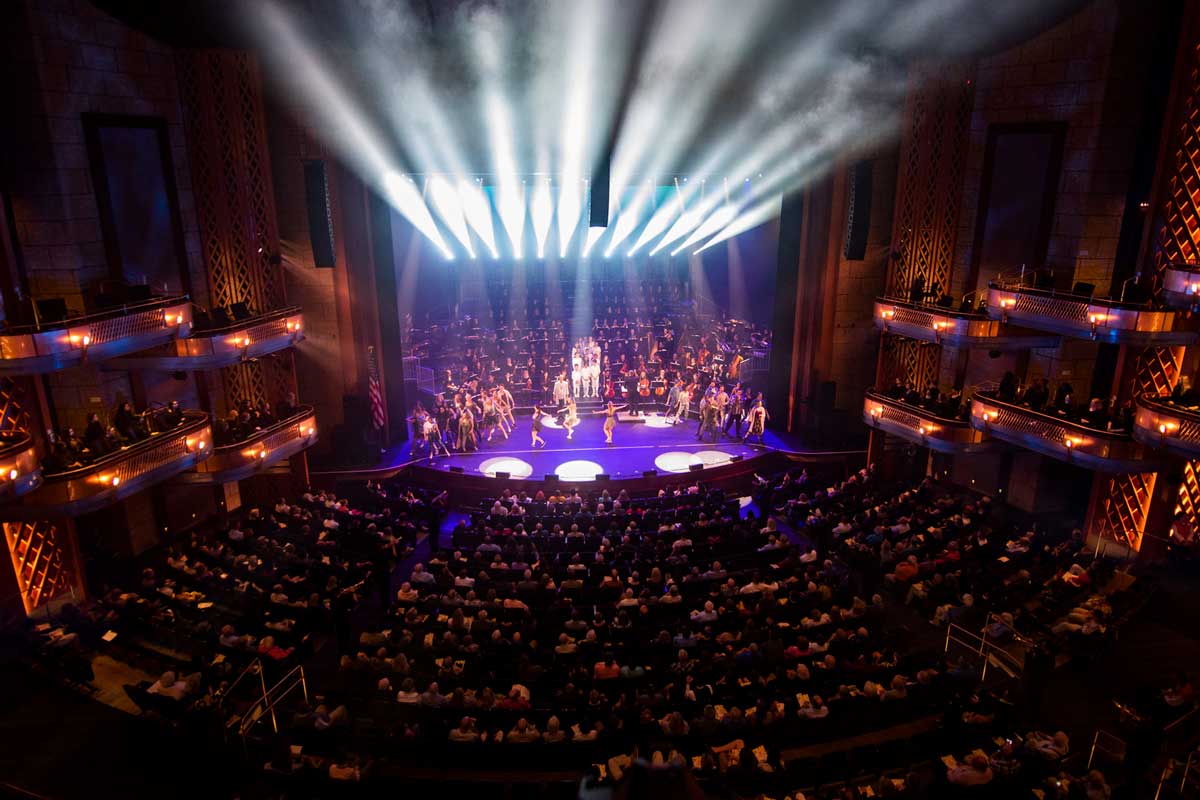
4,521,76,615
1150,41,1200,299
1179,460,1200,530
887,67,974,298
1095,472,1155,553
878,336,942,393
178,50,292,410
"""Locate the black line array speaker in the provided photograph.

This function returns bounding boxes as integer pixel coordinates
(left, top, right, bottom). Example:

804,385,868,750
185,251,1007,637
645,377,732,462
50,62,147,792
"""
843,160,873,261
589,158,610,228
304,160,337,268
689,463,704,472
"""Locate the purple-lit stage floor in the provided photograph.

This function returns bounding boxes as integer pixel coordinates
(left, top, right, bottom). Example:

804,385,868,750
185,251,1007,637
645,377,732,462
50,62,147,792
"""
399,411,787,482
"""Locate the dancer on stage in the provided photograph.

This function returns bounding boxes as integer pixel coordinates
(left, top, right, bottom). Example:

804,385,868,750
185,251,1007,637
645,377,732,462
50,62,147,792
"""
424,414,450,461
481,391,507,443
530,405,547,449
724,384,745,439
594,401,628,445
563,397,580,440
744,399,768,445
496,384,516,431
457,404,477,452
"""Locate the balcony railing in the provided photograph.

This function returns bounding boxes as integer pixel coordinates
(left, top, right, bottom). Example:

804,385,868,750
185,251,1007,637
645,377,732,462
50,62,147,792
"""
873,297,1060,349
1162,263,1200,310
189,407,317,483
0,432,42,500
970,392,1154,472
105,306,304,371
863,391,992,454
0,296,192,375
986,283,1197,345
3,412,211,518
1133,394,1200,459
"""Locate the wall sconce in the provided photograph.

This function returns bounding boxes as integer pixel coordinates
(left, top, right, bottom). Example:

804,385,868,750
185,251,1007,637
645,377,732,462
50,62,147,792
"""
287,320,303,334
7,469,17,481
165,312,182,327
1064,437,1076,449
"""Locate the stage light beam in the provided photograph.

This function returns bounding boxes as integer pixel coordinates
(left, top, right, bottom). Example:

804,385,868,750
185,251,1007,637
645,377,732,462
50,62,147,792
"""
383,172,452,259
461,180,500,258
497,182,526,259
531,178,554,259
428,175,474,259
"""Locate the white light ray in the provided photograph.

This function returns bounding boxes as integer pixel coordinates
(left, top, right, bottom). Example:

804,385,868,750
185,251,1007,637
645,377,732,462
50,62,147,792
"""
383,173,452,259
605,180,651,257
497,181,526,259
629,181,684,256
428,175,474,258
582,227,605,259
460,180,499,258
531,179,554,259
557,179,584,257
674,203,738,255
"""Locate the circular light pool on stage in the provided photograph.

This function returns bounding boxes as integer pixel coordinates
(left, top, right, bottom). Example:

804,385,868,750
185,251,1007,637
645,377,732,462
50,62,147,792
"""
642,413,673,428
554,459,604,481
478,457,534,479
695,450,733,467
539,413,562,429
654,451,703,473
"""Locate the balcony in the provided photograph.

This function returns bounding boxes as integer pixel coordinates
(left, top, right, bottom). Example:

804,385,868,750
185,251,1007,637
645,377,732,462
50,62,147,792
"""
188,406,317,484
105,306,305,371
1133,394,1200,459
0,432,42,500
0,296,191,375
3,411,211,518
1162,263,1200,310
970,392,1155,472
873,298,1060,349
986,283,1197,346
863,392,992,454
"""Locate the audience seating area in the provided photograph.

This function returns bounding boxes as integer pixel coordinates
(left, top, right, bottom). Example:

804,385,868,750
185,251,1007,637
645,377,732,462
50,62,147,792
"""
13,465,1171,799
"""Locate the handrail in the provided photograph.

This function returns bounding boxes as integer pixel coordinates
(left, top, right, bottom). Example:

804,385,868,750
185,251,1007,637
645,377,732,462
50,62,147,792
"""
218,657,266,714
0,294,190,335
988,280,1156,312
865,390,968,427
1088,729,1127,770
876,295,989,320
212,407,314,452
1137,393,1196,415
191,305,302,336
985,612,1036,646
0,431,34,459
42,411,209,478
238,664,308,736
975,391,1131,440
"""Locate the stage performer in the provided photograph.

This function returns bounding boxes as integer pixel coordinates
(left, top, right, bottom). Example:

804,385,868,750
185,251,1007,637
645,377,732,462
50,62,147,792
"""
530,405,547,449
572,348,583,397
424,415,450,461
724,385,745,439
744,399,769,445
625,371,641,417
496,384,517,431
553,373,570,408
594,401,629,445
457,404,477,452
563,397,580,441
482,392,507,443
665,380,681,423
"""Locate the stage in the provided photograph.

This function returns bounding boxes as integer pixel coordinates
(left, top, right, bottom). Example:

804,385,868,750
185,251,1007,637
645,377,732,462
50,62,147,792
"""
416,410,774,481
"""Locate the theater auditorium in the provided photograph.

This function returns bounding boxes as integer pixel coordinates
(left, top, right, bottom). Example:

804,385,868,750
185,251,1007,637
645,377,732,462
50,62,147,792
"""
2,0,1200,798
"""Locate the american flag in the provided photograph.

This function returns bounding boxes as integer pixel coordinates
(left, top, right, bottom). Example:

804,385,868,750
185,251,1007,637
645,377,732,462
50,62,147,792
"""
366,346,386,431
